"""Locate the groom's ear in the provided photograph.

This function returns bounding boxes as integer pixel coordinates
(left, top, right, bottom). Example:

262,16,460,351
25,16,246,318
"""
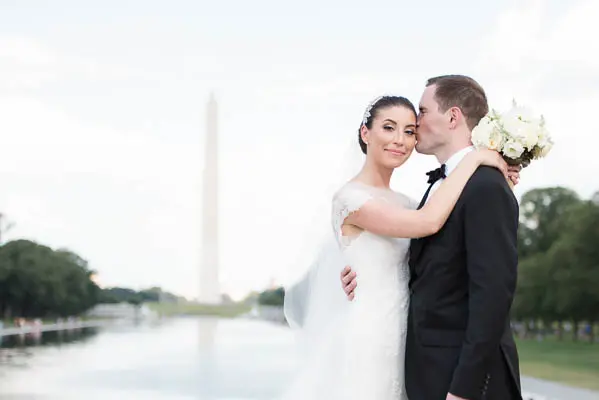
448,106,462,129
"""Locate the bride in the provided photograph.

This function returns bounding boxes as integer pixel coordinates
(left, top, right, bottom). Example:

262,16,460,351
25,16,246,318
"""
281,95,517,400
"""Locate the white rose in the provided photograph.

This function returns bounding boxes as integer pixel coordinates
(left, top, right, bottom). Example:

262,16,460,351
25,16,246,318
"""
521,121,540,149
537,141,553,158
536,123,550,149
472,115,503,150
502,139,525,159
501,106,540,149
502,105,535,126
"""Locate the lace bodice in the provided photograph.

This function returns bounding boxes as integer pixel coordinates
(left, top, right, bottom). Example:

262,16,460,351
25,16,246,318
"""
332,181,416,399
331,181,415,286
332,181,417,245
281,181,417,400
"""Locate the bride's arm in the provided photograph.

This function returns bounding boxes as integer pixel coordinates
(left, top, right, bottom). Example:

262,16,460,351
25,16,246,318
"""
345,149,507,239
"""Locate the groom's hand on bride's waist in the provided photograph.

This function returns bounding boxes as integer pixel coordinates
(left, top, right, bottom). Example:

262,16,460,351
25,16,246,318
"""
340,266,357,301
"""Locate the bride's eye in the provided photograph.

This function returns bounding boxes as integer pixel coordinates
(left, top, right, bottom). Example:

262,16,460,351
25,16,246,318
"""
405,129,415,135
384,125,394,131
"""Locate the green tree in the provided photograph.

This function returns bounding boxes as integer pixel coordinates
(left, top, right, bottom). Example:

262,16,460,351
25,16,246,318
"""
514,187,585,338
513,254,547,336
550,200,599,342
0,238,178,321
0,240,100,319
515,187,599,342
0,240,55,318
518,187,581,259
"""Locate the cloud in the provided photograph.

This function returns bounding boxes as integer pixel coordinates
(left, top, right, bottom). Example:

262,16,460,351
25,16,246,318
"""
472,0,598,200
0,37,203,297
0,101,202,298
474,0,545,77
541,0,599,67
0,96,196,180
0,0,596,300
0,35,155,93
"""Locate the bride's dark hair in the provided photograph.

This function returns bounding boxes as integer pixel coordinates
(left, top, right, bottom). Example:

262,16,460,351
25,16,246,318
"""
359,96,417,154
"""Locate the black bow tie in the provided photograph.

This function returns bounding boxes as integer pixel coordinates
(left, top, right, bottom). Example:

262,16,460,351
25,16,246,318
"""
426,164,447,184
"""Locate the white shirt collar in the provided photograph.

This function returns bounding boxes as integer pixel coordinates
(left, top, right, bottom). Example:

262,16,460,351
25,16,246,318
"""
444,146,474,176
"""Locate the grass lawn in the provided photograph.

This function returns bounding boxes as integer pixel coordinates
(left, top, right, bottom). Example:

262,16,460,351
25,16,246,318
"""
516,337,599,391
146,301,252,318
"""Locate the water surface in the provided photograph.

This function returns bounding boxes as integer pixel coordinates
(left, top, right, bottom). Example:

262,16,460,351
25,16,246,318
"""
0,317,297,399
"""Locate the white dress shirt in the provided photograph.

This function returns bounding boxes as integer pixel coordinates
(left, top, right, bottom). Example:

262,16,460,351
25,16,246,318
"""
425,146,474,203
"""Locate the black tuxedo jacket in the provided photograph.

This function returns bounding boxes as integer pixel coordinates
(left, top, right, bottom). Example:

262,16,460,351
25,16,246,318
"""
405,166,522,400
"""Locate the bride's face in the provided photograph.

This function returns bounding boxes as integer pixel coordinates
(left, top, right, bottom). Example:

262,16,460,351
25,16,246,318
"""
360,105,416,169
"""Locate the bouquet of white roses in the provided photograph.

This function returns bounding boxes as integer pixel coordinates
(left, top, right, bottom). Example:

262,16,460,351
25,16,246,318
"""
471,101,553,168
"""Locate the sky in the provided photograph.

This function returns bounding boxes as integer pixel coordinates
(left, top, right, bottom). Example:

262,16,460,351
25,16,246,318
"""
0,0,597,300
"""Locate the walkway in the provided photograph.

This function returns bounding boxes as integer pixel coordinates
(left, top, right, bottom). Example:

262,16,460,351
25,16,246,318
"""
522,376,599,400
0,320,109,337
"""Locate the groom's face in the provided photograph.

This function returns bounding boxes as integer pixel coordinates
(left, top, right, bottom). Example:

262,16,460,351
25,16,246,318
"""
415,84,450,155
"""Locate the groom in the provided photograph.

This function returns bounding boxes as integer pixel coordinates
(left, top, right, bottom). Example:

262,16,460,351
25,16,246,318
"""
340,75,522,400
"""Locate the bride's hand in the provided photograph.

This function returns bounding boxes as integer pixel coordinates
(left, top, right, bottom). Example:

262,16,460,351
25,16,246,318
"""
473,148,508,180
507,164,521,186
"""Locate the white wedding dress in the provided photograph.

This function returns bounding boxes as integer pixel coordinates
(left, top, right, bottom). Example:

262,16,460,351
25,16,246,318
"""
282,181,414,400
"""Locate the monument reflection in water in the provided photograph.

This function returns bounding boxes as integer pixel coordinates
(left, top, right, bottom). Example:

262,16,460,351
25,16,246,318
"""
0,317,299,399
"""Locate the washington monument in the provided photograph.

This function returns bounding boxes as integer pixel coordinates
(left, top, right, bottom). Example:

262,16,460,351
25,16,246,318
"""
199,93,221,304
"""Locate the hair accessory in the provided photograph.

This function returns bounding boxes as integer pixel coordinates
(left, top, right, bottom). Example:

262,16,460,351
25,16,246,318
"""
361,95,384,127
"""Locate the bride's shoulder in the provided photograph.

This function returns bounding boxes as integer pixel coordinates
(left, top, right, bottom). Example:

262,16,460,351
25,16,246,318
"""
334,181,375,199
331,181,415,214
333,180,407,207
332,181,375,208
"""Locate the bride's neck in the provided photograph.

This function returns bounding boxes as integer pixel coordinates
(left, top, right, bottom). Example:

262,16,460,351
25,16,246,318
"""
355,159,393,189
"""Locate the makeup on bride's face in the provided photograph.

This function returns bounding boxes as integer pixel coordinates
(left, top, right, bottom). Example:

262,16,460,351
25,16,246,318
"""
367,106,417,168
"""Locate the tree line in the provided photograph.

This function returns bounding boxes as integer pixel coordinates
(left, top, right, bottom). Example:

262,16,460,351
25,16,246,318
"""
512,187,599,342
0,239,178,321
99,286,181,305
0,240,99,319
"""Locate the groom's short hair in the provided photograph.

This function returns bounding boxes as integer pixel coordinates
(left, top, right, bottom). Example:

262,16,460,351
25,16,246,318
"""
426,75,488,131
